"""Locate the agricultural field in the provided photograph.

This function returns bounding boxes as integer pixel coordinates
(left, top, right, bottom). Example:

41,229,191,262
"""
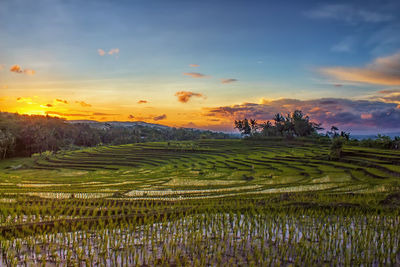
1,138,400,266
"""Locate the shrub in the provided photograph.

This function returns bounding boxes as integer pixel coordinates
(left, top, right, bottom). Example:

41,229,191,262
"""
329,138,343,160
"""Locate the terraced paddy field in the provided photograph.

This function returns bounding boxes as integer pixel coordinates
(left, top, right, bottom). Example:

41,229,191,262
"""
1,139,400,265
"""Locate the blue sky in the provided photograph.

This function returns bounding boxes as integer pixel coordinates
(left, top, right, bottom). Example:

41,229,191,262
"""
1,0,400,133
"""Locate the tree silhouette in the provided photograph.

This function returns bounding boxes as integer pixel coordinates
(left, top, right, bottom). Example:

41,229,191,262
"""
235,110,323,137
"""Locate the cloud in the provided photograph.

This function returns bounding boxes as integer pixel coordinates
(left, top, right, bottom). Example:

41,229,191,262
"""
373,90,400,104
372,89,400,106
361,113,372,119
108,48,119,55
306,4,393,24
128,115,135,119
137,100,148,104
98,48,119,56
45,104,53,107
378,89,400,94
175,91,205,103
367,24,400,55
183,72,208,78
10,65,35,75
98,49,106,56
0,64,5,71
221,78,238,84
23,69,35,75
92,112,119,116
189,64,199,67
319,51,400,85
16,97,34,104
203,97,400,132
55,99,68,104
153,114,167,121
45,111,90,117
10,65,23,73
45,111,117,117
75,101,92,107
331,36,355,52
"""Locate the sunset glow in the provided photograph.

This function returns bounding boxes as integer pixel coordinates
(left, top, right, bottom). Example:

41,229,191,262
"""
1,0,400,133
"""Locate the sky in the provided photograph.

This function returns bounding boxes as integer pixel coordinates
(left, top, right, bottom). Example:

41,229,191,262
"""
1,0,400,133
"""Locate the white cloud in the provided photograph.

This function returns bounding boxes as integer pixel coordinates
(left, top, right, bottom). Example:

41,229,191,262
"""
307,4,393,24
331,36,355,52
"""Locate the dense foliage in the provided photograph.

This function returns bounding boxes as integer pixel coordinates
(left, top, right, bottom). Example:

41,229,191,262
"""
234,110,400,151
234,110,323,138
349,134,400,150
0,112,229,159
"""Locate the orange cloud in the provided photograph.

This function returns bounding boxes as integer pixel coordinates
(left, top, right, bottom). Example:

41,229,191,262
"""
98,48,119,57
371,89,400,104
75,101,92,107
309,107,321,112
361,113,372,119
378,89,400,94
153,114,167,121
319,51,400,85
9,65,36,75
10,64,35,75
92,112,119,116
189,64,199,67
108,48,119,55
175,91,205,103
137,100,148,104
98,49,106,56
183,72,208,78
221,78,238,84
16,97,34,104
10,65,23,73
55,99,68,104
24,69,35,75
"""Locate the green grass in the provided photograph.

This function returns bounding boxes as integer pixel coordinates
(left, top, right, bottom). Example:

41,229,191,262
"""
1,139,400,265
1,139,399,200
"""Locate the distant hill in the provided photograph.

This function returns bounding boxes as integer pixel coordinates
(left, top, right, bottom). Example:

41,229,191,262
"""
0,112,234,159
68,120,170,130
352,132,400,140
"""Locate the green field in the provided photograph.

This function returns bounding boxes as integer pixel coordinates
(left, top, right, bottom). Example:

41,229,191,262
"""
1,139,400,265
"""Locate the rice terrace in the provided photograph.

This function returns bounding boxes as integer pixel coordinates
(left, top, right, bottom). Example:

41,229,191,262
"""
1,135,400,265
2,0,400,266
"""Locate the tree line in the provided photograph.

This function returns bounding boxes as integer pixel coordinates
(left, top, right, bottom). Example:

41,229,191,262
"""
234,110,400,152
0,112,230,159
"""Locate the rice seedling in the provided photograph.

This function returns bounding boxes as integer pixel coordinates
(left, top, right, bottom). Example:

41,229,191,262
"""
0,139,399,265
